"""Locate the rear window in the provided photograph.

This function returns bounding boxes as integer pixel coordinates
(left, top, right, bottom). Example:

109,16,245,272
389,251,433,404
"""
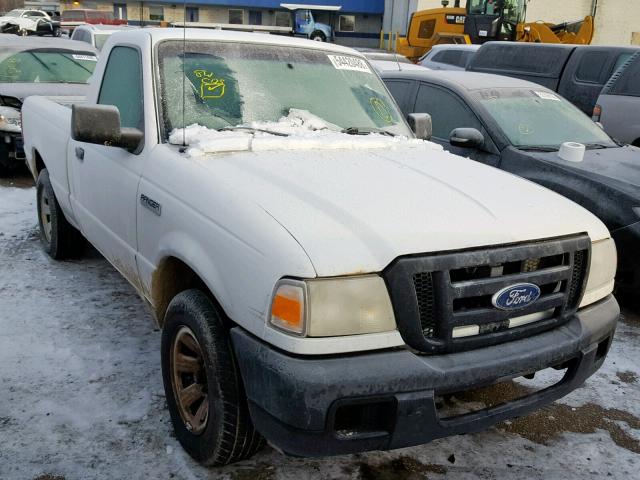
607,54,640,97
433,49,465,67
63,11,85,21
575,51,609,83
470,45,571,76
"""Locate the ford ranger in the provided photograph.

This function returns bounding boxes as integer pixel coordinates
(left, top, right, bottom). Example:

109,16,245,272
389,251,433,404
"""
22,29,619,466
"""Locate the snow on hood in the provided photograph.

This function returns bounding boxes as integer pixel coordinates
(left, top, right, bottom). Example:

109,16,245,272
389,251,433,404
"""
168,109,440,156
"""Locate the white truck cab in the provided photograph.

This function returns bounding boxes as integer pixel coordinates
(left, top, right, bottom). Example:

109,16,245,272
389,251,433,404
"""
22,29,619,466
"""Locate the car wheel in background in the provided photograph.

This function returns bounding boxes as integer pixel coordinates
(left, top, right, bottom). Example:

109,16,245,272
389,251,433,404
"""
161,289,264,466
310,31,326,42
36,169,84,259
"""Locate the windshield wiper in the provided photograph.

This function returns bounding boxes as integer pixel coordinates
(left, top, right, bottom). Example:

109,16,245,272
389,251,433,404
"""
342,127,396,137
584,142,612,150
514,145,559,152
221,126,290,137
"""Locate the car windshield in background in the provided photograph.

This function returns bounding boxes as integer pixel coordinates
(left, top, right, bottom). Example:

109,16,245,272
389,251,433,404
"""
0,48,97,84
4,10,23,17
477,88,617,150
94,34,111,50
158,41,411,137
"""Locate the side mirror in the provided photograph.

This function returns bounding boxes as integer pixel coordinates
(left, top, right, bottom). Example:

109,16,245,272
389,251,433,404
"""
450,127,484,149
71,104,143,152
408,113,432,141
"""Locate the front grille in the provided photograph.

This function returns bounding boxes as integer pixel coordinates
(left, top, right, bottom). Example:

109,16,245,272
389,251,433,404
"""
384,235,591,354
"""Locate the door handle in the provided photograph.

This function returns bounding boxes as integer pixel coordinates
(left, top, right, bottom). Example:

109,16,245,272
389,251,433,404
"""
75,147,84,161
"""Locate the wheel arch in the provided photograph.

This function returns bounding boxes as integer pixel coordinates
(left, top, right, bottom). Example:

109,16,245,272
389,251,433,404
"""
632,138,640,147
151,255,230,328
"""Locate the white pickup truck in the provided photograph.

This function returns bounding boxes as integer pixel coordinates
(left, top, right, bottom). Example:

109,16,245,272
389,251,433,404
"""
22,28,619,466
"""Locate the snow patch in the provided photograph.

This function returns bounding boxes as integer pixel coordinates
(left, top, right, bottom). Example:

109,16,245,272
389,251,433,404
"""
168,109,442,157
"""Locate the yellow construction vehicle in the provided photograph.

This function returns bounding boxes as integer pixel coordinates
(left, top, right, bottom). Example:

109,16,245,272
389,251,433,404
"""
396,0,595,62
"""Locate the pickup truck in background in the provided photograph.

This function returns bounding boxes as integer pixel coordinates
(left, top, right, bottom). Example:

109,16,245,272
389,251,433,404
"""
22,28,619,466
60,8,127,34
467,42,638,116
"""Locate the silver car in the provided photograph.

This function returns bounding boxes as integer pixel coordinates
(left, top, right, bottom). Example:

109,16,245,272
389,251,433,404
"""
418,44,480,71
593,52,640,146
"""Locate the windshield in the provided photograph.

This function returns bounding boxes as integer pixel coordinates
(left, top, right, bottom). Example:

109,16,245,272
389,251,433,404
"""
158,41,411,137
94,33,111,50
0,49,97,84
476,88,616,149
5,10,23,18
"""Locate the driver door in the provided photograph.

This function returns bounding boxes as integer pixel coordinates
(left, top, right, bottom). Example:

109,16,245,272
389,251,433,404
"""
69,46,148,286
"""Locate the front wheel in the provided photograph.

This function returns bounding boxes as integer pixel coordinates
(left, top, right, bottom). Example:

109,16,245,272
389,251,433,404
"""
36,169,84,259
161,289,264,465
310,31,326,42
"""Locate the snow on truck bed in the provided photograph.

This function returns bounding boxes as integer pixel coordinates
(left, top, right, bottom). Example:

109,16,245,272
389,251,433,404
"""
169,109,442,157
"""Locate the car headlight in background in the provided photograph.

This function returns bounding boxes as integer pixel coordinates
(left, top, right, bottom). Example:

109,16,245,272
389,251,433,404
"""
580,237,617,308
270,275,396,337
0,112,22,133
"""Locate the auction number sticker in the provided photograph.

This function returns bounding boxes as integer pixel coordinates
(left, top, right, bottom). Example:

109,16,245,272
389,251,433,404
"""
534,91,560,101
72,54,98,62
327,55,372,74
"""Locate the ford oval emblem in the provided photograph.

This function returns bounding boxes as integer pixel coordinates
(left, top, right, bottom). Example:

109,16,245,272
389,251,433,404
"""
492,283,541,311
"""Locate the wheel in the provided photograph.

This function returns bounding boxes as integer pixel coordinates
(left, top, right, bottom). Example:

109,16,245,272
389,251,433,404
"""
36,169,84,259
53,27,61,37
310,31,326,42
161,290,264,466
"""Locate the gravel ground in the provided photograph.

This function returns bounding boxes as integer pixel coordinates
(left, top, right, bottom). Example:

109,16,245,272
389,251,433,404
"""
1,173,639,480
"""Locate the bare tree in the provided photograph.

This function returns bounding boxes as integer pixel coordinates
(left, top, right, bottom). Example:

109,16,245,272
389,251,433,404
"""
0,0,25,14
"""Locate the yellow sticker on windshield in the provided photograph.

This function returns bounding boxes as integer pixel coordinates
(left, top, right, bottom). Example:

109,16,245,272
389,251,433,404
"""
369,97,393,124
194,69,226,99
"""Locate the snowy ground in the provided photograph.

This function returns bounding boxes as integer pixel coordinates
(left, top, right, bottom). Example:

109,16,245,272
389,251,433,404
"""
1,173,639,480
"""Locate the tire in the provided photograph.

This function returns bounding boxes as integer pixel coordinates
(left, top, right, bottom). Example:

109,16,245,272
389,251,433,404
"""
53,27,61,37
310,31,326,42
161,289,264,466
36,169,84,259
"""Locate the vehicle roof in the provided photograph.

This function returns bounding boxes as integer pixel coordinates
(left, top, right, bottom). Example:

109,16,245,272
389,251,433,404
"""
111,27,366,56
0,34,98,52
370,60,429,73
75,24,137,32
429,44,481,52
381,69,550,92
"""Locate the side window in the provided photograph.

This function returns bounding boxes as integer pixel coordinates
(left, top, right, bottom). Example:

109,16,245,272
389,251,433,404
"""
611,58,640,96
384,80,413,116
431,51,446,63
414,84,482,140
575,51,609,83
98,47,143,130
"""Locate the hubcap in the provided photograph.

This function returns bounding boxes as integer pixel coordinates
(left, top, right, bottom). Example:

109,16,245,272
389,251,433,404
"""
39,189,52,243
170,326,209,434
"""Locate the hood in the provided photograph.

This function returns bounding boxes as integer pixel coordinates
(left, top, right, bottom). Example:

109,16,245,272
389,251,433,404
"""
196,146,609,276
0,83,90,102
529,146,640,200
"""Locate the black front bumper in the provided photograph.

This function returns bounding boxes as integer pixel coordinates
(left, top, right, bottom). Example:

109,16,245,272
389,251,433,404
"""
231,295,619,457
0,132,25,168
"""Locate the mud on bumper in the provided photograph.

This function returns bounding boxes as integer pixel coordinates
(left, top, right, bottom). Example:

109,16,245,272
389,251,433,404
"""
231,295,619,457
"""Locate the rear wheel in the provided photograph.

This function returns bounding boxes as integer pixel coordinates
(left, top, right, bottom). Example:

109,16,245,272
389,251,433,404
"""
161,289,264,466
36,169,84,259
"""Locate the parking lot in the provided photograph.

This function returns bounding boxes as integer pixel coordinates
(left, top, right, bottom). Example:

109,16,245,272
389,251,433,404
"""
1,171,639,480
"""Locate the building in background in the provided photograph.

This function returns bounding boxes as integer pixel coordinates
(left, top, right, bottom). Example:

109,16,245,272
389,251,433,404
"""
56,1,385,47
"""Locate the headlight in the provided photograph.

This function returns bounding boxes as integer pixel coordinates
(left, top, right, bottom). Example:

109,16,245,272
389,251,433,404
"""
0,114,21,130
580,238,617,308
269,275,396,337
